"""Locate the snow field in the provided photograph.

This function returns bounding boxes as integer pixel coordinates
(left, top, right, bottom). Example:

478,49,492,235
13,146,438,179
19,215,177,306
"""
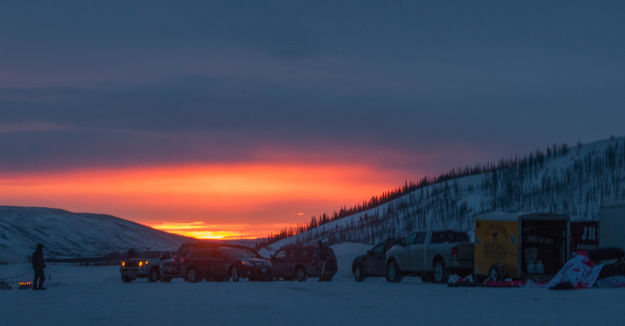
1,243,625,325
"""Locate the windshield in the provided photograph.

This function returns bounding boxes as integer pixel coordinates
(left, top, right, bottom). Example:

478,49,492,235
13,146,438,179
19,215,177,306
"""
137,251,161,259
220,247,260,259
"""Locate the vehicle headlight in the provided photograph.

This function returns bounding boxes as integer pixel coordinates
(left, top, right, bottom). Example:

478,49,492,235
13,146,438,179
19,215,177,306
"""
241,259,255,266
138,261,143,267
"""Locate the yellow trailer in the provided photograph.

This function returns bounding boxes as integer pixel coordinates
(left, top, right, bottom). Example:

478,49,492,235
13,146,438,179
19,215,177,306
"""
474,212,597,281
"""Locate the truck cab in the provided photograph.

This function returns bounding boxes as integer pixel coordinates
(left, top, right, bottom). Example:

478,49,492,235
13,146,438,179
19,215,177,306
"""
385,230,474,283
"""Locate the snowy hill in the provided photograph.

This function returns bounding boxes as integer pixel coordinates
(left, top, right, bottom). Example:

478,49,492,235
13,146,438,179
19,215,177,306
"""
270,136,625,249
0,206,189,264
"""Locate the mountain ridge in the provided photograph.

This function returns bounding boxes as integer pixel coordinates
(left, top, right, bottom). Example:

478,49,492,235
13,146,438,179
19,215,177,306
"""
268,136,625,249
0,206,190,264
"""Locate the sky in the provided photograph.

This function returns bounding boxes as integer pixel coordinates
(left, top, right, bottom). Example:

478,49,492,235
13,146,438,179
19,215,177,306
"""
1,1,625,238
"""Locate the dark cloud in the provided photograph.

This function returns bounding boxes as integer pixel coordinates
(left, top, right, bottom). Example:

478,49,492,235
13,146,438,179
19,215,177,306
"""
1,1,624,174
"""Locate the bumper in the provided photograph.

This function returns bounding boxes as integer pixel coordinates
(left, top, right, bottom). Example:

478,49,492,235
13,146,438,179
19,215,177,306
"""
242,266,272,279
120,267,148,279
160,264,182,277
449,259,474,273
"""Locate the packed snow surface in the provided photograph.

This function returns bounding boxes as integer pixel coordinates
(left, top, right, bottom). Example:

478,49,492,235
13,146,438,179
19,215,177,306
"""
1,243,624,325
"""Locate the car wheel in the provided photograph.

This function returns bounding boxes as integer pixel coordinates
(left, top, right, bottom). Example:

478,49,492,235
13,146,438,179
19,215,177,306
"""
354,264,365,282
386,260,402,283
186,267,199,283
433,260,449,284
295,267,307,282
121,275,132,283
230,266,240,282
159,276,172,282
148,268,160,282
488,265,502,282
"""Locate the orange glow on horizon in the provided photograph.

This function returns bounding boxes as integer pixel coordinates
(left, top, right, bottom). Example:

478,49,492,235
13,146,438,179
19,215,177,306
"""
0,163,411,239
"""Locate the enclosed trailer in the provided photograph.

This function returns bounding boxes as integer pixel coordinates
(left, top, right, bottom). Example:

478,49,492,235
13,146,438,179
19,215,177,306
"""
474,212,598,281
599,202,625,251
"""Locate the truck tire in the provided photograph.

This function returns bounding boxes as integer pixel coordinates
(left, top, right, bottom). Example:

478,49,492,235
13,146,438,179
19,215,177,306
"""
148,268,160,282
354,264,365,282
186,267,199,283
386,260,402,283
433,260,449,284
295,266,307,282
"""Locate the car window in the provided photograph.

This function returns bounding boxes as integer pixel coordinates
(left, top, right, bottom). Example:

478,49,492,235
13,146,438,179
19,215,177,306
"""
275,250,287,259
219,247,261,259
431,232,445,244
404,233,417,245
288,248,306,259
430,231,469,243
414,232,426,244
209,250,223,259
384,240,400,251
452,232,469,242
371,243,386,255
190,250,204,258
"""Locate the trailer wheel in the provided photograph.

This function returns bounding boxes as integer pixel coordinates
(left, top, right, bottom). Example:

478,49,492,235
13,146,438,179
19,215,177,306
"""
488,265,503,282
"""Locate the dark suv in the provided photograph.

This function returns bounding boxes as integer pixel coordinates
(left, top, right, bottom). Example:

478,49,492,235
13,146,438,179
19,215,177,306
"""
270,245,337,281
180,245,271,282
352,238,401,282
160,242,215,281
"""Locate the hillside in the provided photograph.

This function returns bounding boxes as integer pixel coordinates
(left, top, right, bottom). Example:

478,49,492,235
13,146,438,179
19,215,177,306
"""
0,206,189,264
270,136,625,249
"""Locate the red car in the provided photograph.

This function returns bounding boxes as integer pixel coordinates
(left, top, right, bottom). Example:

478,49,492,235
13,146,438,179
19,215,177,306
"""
180,245,271,282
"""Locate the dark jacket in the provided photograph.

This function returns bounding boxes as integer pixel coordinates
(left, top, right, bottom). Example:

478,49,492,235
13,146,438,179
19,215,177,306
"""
315,245,332,262
32,249,45,270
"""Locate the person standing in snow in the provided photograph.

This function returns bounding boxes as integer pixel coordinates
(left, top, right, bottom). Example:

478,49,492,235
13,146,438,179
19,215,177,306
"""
315,240,331,281
32,243,46,290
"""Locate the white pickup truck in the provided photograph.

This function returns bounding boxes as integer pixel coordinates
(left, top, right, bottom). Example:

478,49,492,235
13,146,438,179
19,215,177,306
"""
385,230,474,283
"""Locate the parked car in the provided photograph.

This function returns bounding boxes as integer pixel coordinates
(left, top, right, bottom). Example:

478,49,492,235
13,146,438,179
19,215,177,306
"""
120,250,174,283
270,245,338,281
385,230,474,283
159,242,217,281
180,245,271,282
352,238,402,282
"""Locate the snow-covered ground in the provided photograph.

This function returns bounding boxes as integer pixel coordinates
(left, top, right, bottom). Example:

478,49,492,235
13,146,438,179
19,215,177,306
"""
1,243,625,326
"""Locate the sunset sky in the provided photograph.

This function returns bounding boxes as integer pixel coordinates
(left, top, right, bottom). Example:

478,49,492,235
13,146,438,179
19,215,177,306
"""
1,1,625,238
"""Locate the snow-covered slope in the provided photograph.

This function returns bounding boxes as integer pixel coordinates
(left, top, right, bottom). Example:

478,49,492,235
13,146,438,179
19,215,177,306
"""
271,137,625,249
0,206,189,264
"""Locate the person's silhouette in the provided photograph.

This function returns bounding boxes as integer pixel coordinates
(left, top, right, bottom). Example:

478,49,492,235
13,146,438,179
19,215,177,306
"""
32,243,46,290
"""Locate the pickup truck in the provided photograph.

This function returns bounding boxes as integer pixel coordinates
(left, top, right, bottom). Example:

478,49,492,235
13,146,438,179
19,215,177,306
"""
385,230,474,283
120,250,174,283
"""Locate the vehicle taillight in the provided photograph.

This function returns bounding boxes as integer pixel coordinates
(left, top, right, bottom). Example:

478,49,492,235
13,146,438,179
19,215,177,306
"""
451,246,458,257
180,257,185,264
